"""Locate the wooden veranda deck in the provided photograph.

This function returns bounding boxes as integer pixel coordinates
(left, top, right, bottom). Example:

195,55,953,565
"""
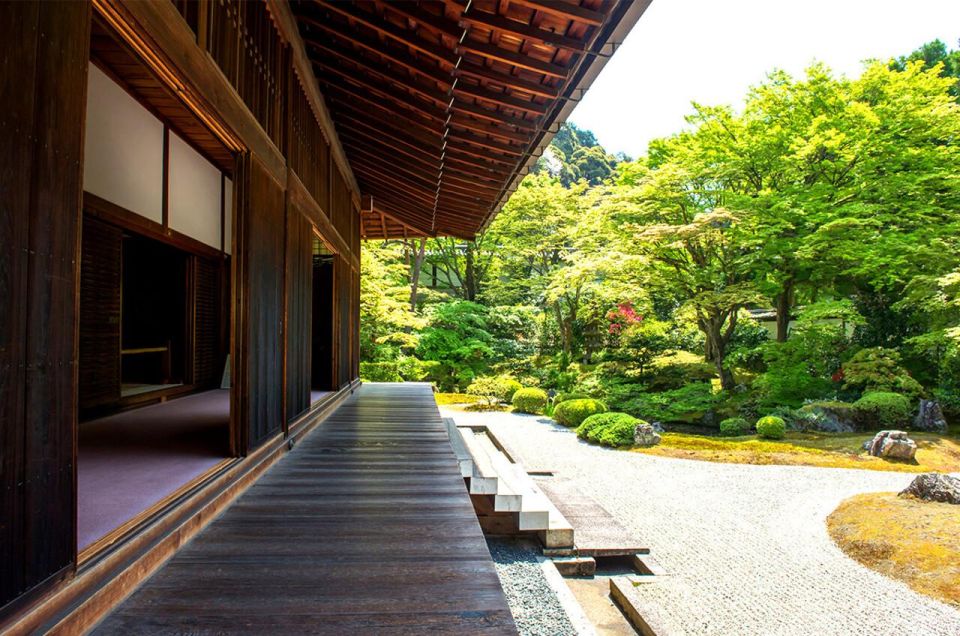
93,383,516,634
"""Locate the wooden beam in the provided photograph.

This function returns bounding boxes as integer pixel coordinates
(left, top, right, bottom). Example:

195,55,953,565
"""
457,40,568,79
506,0,606,27
306,41,450,107
299,16,453,87
455,60,560,99
454,81,548,116
448,113,529,143
447,131,525,157
317,74,447,125
450,99,538,130
311,1,457,65
459,10,588,52
380,2,463,40
329,98,444,150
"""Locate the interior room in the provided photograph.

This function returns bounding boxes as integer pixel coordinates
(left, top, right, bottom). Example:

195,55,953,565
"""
76,23,235,555
311,236,336,403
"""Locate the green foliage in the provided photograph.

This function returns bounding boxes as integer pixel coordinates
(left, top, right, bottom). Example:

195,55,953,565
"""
512,388,549,414
576,412,641,447
756,416,787,439
646,351,716,391
719,417,749,436
359,362,402,382
360,50,960,430
553,398,608,427
466,375,523,403
853,391,912,428
620,383,719,424
416,301,495,391
842,348,924,399
554,392,590,405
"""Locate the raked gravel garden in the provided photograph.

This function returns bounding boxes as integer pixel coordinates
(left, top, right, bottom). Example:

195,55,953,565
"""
444,407,960,636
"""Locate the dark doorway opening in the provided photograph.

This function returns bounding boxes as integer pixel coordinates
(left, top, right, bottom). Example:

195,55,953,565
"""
121,234,188,397
311,236,336,399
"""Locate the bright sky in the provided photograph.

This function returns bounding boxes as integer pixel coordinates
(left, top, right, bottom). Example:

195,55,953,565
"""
569,0,960,158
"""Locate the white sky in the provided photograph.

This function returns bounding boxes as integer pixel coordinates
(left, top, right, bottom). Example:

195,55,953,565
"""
568,0,960,158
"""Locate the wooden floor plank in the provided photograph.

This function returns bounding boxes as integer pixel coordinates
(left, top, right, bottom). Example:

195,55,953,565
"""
93,383,517,635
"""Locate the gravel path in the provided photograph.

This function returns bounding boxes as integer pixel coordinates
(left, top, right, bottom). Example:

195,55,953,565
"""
445,408,960,636
487,538,578,636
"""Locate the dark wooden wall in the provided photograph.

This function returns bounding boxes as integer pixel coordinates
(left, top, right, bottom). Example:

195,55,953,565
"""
0,0,91,609
1,0,363,613
235,155,286,449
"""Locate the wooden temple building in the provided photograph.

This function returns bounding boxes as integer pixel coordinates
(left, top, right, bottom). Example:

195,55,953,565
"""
0,0,647,632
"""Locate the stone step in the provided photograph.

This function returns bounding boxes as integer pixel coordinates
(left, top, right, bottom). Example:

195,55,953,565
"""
458,427,499,495
443,418,473,478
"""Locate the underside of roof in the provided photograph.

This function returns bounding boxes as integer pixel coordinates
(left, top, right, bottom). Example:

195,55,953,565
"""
290,0,650,240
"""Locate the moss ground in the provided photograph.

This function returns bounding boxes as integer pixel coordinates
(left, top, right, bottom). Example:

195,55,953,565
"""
631,430,960,473
827,492,960,607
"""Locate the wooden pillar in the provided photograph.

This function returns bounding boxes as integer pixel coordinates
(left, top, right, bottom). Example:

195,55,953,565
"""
0,0,91,607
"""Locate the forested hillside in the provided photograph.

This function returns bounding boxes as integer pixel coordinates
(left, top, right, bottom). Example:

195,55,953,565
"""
360,40,960,429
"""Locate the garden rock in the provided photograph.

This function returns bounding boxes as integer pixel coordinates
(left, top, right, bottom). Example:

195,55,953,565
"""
900,472,960,505
800,402,858,433
650,421,665,433
913,399,948,433
865,430,917,460
634,423,661,447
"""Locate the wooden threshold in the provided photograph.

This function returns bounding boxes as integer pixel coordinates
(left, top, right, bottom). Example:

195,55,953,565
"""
1,380,360,636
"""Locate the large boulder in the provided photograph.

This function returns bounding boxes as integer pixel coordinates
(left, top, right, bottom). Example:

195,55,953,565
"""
633,423,661,447
900,473,960,505
865,430,917,460
913,399,948,433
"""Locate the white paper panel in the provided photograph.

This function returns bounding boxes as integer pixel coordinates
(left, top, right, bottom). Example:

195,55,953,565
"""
168,132,222,249
83,65,164,223
224,177,233,255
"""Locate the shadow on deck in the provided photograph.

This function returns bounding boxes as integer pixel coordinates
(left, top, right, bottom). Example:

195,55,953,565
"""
93,383,517,635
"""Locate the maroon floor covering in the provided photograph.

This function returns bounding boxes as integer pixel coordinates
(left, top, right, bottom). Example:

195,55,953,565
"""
77,390,230,550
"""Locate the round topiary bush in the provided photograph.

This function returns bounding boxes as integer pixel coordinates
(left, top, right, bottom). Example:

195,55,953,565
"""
553,398,607,428
719,417,748,437
577,413,643,447
466,375,523,404
853,391,912,428
756,415,786,439
577,412,624,441
554,392,589,406
512,387,548,414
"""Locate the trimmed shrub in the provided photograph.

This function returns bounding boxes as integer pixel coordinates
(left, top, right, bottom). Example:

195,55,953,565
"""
512,388,548,414
842,347,923,399
359,361,402,382
554,392,589,405
719,417,748,436
577,412,641,447
466,375,523,403
853,391,912,428
756,415,786,439
553,398,607,427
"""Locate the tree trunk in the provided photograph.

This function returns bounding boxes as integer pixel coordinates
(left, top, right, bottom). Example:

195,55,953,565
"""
554,301,572,358
775,278,794,342
464,244,477,301
408,238,426,311
701,313,736,391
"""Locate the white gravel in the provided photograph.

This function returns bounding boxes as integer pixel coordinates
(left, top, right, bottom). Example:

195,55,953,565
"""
444,408,960,636
487,538,578,636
